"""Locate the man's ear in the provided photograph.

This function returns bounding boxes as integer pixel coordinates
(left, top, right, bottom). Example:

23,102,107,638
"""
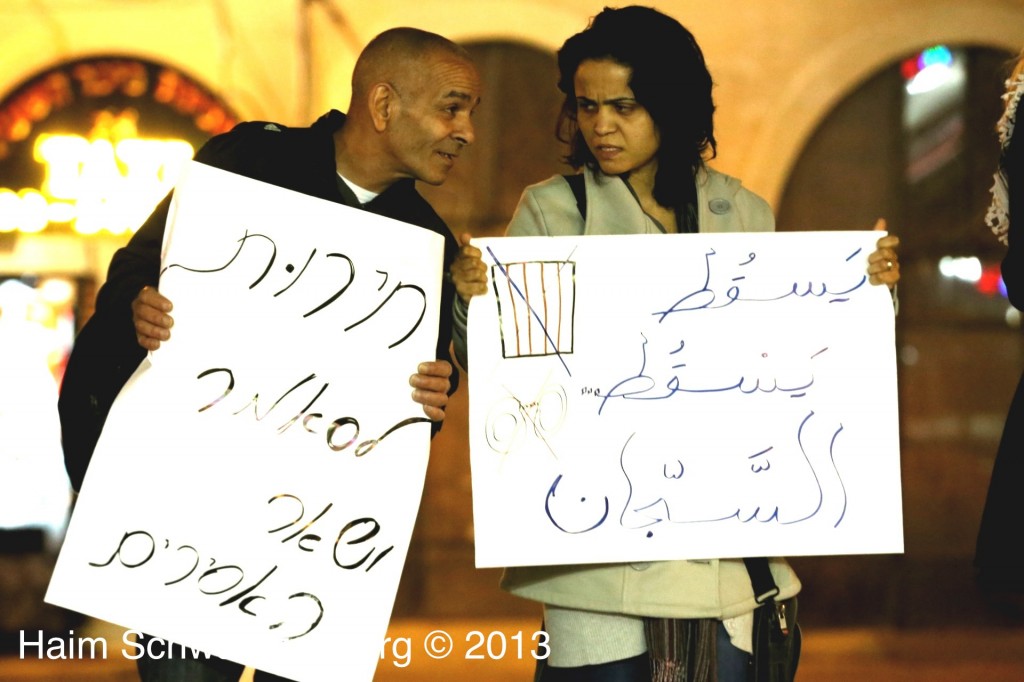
368,83,397,132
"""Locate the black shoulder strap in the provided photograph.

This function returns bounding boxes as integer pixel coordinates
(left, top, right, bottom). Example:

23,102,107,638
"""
563,173,586,219
744,557,780,604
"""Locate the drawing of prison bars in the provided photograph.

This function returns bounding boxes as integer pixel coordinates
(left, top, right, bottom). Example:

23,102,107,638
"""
490,260,576,359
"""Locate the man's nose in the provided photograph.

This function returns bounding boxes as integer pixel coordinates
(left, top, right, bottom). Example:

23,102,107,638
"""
454,115,475,146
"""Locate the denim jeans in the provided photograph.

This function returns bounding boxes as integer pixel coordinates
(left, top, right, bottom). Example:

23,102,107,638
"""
536,652,651,682
715,619,752,681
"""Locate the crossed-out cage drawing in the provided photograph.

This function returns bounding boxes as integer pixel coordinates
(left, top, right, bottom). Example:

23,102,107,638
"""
490,259,576,359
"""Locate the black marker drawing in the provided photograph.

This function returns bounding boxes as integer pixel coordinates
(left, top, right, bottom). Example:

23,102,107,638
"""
88,528,323,641
163,228,426,348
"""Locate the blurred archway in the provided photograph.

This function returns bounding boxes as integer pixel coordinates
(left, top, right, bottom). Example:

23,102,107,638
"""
777,45,1023,627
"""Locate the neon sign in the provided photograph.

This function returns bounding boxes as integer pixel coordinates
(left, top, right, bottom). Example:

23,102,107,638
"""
0,57,237,235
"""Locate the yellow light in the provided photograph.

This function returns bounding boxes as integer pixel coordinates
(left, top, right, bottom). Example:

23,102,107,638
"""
34,134,90,199
0,189,18,232
5,129,197,235
46,201,76,223
115,138,194,184
39,277,75,305
17,189,50,233
73,217,102,236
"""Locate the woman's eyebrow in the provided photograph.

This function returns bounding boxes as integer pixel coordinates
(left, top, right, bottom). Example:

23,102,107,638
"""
577,96,636,104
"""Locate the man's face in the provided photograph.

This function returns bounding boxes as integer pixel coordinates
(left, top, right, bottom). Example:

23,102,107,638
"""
386,53,481,186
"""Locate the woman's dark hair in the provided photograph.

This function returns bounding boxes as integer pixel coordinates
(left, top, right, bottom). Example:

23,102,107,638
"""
556,5,717,209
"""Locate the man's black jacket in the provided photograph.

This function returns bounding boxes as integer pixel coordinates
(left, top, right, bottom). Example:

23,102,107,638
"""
58,110,460,491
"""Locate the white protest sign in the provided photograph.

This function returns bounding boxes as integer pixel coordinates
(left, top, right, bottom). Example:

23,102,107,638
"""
468,231,902,568
47,161,443,682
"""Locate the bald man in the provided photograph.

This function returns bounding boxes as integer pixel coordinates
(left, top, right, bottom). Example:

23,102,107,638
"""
57,28,480,682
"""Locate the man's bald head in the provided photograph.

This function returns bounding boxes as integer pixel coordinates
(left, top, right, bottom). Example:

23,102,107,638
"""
352,28,473,103
336,27,480,192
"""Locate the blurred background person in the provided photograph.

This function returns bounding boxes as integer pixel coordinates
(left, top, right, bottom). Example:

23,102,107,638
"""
976,49,1024,595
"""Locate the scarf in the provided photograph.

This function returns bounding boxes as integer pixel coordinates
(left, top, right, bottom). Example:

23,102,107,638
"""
643,617,717,682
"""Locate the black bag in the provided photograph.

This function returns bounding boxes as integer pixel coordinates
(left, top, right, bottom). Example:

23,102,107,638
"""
745,558,802,682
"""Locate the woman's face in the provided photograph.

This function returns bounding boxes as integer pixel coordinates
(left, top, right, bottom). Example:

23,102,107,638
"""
573,58,660,182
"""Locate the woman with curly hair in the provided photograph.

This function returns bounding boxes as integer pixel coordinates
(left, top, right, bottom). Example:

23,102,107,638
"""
451,7,900,680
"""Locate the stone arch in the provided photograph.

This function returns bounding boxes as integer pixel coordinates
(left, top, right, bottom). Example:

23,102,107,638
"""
743,2,1024,208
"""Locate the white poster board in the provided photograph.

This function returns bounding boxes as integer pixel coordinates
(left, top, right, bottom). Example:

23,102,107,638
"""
468,232,902,568
47,162,443,682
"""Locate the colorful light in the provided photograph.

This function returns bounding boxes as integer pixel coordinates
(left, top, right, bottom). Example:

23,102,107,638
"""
0,112,193,235
976,263,1003,296
902,45,955,80
902,45,957,95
